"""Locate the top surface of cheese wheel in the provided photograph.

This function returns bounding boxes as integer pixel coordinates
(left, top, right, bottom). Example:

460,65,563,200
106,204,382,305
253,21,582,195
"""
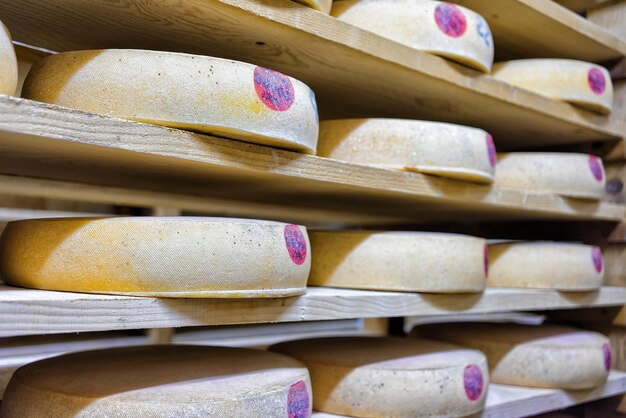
272,337,488,418
1,345,312,418
331,0,494,72
318,119,496,183
0,217,311,298
0,21,17,96
21,49,319,154
492,59,613,114
293,0,333,13
495,152,606,199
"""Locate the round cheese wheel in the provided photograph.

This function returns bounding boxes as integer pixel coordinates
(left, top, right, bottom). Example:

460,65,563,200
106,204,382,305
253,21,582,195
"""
271,337,488,417
495,153,606,199
0,345,312,417
0,217,311,297
419,323,611,389
331,0,494,72
492,59,613,114
488,242,604,291
0,21,17,96
309,231,487,293
21,49,319,153
318,119,496,183
294,0,333,13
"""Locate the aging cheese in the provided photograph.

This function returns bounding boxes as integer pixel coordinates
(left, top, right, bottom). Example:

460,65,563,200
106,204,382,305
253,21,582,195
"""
495,153,606,199
271,337,488,417
0,21,17,96
318,119,496,183
308,231,487,293
419,323,611,389
293,0,333,13
0,345,312,417
21,49,319,153
492,59,613,114
0,217,311,297
488,242,604,291
331,0,494,72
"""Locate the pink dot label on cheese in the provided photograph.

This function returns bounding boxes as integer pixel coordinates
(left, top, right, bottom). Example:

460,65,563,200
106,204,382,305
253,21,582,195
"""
254,66,295,111
603,344,612,371
435,3,467,38
288,380,310,418
284,224,307,265
588,68,606,95
486,133,496,168
483,244,489,277
592,246,603,274
464,364,484,401
588,155,603,182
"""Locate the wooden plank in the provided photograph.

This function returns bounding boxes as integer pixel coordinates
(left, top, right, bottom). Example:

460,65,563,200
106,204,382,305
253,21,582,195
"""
555,0,613,13
1,285,626,337
588,0,626,41
0,1,623,149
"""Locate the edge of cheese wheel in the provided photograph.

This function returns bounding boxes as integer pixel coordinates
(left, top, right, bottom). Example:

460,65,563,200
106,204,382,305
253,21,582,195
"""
487,241,604,291
21,49,319,154
0,345,312,417
309,231,487,293
495,152,606,200
318,119,496,184
271,337,489,417
0,217,311,298
331,0,494,72
0,21,18,96
293,0,333,13
492,59,613,114
418,323,611,390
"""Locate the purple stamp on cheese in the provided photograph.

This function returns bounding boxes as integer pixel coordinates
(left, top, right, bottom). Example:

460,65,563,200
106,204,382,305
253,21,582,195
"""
486,133,496,168
483,244,489,277
464,364,484,401
603,344,612,371
588,155,603,182
288,380,310,418
592,246,603,274
284,224,307,266
588,68,606,95
254,66,295,111
435,3,467,38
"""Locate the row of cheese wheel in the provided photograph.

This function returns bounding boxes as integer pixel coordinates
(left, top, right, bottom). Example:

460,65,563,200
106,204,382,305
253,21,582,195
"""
0,324,611,417
0,217,604,297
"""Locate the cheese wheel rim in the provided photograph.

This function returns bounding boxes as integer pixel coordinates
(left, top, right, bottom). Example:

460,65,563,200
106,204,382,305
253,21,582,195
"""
0,20,18,96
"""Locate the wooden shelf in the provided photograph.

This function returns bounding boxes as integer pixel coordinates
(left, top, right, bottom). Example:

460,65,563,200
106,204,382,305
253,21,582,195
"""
452,0,626,62
0,96,623,226
0,1,624,150
313,371,626,418
2,285,626,337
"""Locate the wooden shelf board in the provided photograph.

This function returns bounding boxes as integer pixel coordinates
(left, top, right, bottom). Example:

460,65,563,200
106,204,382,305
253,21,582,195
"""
313,371,626,418
0,96,623,226
0,0,623,149
2,285,626,337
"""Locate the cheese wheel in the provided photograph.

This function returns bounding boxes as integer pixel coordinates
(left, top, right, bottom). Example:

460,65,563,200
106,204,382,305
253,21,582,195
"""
271,337,488,417
419,323,611,389
21,49,319,153
488,242,603,291
309,231,487,293
318,119,496,183
331,0,494,72
495,153,606,199
293,0,333,13
0,217,311,297
492,59,613,114
0,345,312,417
0,21,17,96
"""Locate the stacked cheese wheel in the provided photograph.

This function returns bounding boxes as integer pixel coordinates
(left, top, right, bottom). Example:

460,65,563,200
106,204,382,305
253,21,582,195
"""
21,49,319,153
332,0,494,72
0,345,312,417
0,217,311,297
272,337,489,417
308,231,488,293
318,119,496,183
0,20,17,96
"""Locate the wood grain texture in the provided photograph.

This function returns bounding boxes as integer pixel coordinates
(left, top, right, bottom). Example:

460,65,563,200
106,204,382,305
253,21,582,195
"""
588,0,626,40
0,0,623,148
554,0,613,13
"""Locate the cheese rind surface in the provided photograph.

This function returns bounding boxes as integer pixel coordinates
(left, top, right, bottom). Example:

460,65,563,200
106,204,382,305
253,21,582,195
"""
0,345,312,417
309,231,487,293
21,49,319,153
331,0,494,72
0,217,311,297
271,337,488,417
0,22,17,96
318,119,495,183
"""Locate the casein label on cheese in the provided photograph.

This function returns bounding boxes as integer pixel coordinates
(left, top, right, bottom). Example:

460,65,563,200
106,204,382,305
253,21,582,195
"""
435,3,467,38
588,68,606,95
588,156,604,182
603,344,612,371
463,364,484,401
254,66,295,111
483,244,489,277
288,380,310,418
486,134,496,168
592,246,603,274
284,224,308,265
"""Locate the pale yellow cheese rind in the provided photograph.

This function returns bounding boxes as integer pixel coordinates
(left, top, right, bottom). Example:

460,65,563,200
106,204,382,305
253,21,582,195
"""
495,153,606,199
492,59,613,114
0,345,312,417
420,323,610,390
0,217,311,297
309,231,487,293
272,337,489,417
21,49,319,153
0,22,17,96
293,0,333,13
318,119,495,183
331,0,494,72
